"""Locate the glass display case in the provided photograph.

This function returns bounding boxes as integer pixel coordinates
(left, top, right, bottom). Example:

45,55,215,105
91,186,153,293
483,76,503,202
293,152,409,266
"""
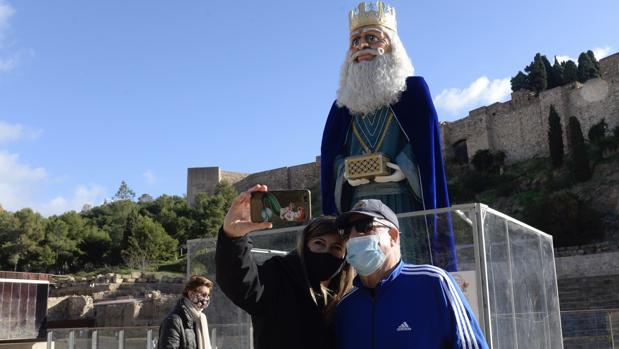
187,203,564,349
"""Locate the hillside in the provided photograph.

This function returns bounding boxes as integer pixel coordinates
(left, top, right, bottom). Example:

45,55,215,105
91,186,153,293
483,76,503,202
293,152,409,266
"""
447,152,619,248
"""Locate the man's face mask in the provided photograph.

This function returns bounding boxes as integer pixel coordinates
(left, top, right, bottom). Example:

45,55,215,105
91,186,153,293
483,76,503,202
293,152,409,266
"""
345,229,392,276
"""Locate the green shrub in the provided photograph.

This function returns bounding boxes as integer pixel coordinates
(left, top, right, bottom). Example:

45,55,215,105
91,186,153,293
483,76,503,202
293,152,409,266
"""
522,191,603,246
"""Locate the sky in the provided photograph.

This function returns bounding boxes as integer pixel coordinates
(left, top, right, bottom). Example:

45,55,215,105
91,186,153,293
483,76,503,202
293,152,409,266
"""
0,0,618,216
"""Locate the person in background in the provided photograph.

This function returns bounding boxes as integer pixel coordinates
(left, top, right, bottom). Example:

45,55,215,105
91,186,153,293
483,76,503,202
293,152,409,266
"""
158,275,213,349
216,184,354,349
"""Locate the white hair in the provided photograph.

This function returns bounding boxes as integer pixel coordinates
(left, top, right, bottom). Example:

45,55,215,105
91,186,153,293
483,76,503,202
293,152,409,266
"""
336,29,414,115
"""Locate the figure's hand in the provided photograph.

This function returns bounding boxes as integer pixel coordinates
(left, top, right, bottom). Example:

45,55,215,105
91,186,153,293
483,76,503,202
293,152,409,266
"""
374,162,406,183
223,184,273,238
347,177,370,187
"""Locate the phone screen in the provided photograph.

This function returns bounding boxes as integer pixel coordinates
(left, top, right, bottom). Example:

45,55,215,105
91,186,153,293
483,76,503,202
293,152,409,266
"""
250,190,311,224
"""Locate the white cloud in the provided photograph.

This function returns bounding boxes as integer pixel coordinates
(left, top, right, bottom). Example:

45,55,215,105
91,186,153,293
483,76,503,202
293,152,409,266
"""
0,0,14,34
37,184,107,216
0,55,14,71
143,169,156,185
0,0,16,72
592,46,612,60
555,55,575,64
0,150,47,210
434,76,511,120
555,46,613,64
0,121,41,143
0,150,107,216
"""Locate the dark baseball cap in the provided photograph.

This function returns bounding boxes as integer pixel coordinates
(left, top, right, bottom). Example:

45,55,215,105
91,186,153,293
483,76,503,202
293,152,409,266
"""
335,199,399,230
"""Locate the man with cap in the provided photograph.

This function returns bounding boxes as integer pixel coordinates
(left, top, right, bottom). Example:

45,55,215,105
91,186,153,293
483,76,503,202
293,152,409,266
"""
334,199,489,349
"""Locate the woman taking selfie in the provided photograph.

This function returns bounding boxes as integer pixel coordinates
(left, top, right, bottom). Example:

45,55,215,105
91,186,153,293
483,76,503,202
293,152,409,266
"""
158,275,213,349
216,184,353,349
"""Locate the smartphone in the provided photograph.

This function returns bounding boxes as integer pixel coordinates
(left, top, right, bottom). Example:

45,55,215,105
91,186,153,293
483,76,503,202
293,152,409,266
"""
250,190,311,223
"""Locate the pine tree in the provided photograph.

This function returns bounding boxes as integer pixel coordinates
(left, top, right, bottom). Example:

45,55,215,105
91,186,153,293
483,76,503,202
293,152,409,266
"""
547,106,564,167
114,181,136,201
577,52,600,82
548,58,565,89
510,71,529,92
588,119,608,145
525,53,548,93
562,60,579,84
121,215,177,270
541,55,556,89
587,50,601,73
567,116,591,182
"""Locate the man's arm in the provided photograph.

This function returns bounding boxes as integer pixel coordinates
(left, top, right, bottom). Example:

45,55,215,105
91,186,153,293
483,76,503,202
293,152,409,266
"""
441,273,489,349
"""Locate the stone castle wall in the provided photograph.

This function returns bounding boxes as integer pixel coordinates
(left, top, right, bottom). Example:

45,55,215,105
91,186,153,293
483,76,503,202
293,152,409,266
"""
187,158,321,205
233,157,320,192
188,53,619,201
442,52,619,163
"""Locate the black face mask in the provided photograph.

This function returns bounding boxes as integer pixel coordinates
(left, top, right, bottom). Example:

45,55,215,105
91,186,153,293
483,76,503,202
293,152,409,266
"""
304,249,345,285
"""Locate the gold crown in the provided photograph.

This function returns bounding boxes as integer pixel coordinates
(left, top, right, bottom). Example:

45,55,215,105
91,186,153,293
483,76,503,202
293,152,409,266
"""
349,1,397,33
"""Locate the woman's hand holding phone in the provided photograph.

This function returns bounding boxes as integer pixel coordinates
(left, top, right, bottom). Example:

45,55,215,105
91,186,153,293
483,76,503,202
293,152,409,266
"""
223,184,273,238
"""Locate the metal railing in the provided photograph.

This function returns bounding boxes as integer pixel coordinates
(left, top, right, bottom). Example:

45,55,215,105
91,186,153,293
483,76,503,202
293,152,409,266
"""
47,327,158,349
46,325,234,349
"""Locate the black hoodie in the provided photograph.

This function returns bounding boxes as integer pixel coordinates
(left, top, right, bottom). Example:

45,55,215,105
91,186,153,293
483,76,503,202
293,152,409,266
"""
215,228,334,349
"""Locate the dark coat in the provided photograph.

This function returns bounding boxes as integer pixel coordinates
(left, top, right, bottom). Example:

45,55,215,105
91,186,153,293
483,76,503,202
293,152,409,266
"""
158,299,197,349
215,228,334,349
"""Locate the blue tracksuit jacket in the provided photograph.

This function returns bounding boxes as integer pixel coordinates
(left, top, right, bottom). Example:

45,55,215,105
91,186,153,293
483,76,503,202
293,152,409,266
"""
335,261,489,349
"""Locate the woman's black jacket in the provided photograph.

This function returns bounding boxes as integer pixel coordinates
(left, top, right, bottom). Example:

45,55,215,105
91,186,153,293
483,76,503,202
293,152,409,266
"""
215,228,334,349
157,299,197,349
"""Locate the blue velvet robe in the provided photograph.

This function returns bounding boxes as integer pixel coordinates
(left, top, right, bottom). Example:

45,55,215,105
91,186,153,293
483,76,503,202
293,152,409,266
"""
320,76,457,271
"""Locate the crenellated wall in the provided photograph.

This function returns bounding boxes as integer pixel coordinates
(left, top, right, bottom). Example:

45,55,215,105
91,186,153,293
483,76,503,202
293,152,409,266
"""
442,52,619,163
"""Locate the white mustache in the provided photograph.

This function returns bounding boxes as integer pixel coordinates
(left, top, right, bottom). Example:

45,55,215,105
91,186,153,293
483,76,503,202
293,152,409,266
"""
351,47,385,60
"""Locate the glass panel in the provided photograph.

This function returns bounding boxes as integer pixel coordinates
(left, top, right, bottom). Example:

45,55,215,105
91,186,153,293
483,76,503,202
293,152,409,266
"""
399,210,472,270
52,329,72,349
10,282,20,338
484,211,517,349
26,284,38,338
561,310,613,348
97,329,120,349
508,221,550,349
74,329,92,349
124,329,148,349
611,311,619,348
540,234,563,349
0,283,9,339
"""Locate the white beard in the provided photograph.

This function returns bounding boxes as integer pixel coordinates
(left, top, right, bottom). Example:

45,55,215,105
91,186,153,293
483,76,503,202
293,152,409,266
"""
336,33,414,115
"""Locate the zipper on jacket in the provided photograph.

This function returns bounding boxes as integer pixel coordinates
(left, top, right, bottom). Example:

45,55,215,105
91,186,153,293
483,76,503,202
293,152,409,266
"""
370,288,376,349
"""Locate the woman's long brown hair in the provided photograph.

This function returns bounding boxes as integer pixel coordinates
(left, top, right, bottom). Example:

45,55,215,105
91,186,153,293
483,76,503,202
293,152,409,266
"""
296,217,355,324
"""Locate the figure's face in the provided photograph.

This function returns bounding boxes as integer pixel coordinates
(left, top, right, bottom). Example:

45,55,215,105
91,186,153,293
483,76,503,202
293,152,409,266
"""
349,26,392,63
306,233,346,259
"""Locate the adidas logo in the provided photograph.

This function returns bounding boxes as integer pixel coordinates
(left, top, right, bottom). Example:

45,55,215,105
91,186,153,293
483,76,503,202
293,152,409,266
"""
396,322,412,332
